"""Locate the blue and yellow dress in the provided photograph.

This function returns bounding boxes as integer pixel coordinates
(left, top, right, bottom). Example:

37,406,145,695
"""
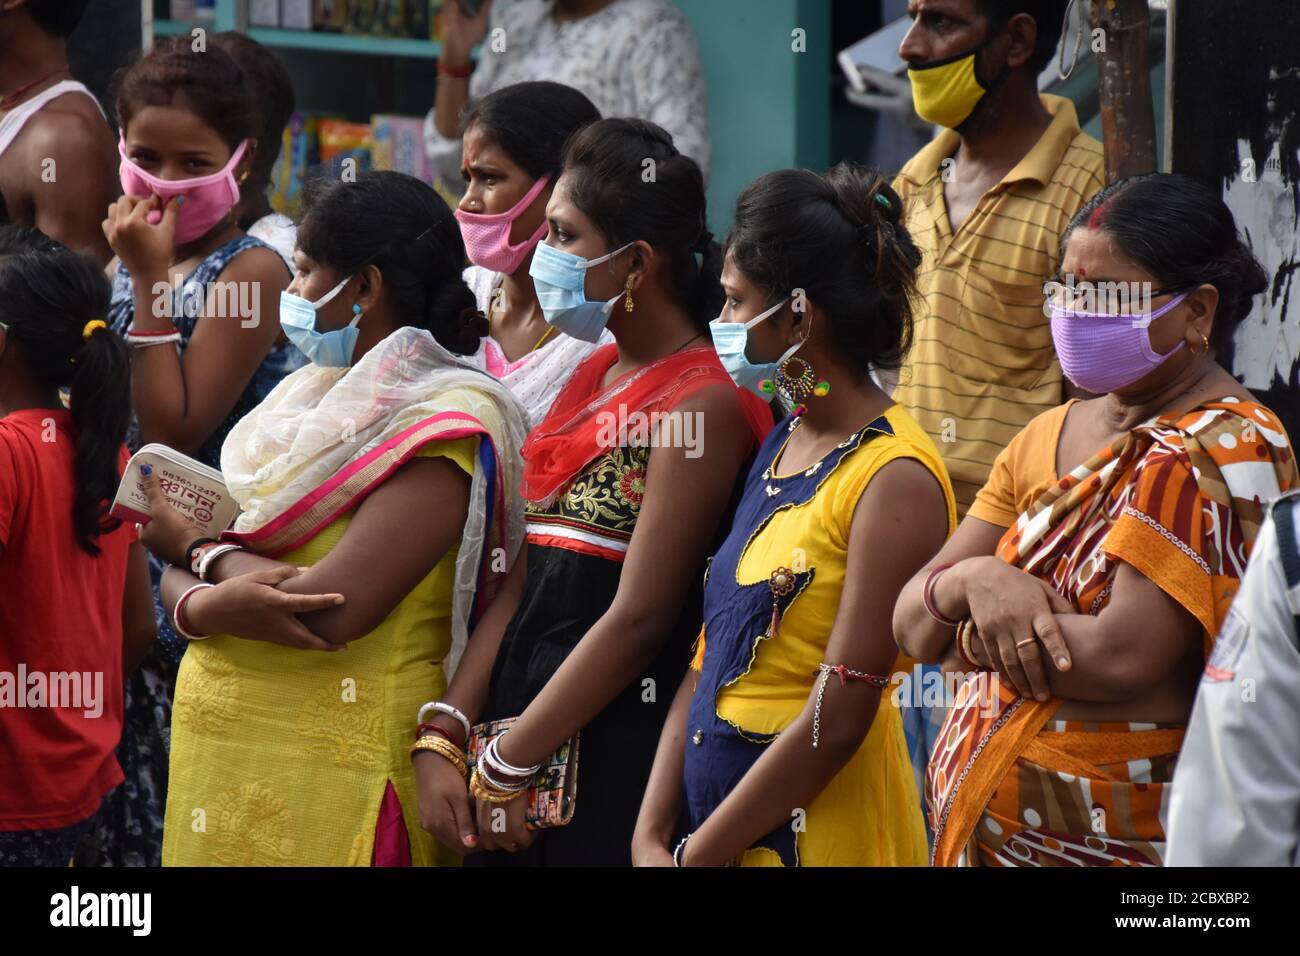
681,404,955,866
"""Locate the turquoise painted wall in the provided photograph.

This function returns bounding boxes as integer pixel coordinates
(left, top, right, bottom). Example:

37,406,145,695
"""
677,0,831,235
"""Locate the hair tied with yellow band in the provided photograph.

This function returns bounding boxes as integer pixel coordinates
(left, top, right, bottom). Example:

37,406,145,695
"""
82,319,107,341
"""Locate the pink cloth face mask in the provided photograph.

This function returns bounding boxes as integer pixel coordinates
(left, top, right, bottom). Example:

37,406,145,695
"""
1050,291,1189,393
455,174,551,275
118,137,248,244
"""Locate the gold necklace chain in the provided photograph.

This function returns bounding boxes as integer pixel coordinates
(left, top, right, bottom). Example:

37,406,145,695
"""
487,288,556,353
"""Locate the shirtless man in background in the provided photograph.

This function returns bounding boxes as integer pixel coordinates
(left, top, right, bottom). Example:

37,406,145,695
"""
0,0,115,264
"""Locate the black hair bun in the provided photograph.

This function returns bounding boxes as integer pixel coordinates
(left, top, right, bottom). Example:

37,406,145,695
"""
427,279,482,356
458,307,490,349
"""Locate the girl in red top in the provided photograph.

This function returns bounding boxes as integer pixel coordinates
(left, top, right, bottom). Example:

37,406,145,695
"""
0,223,154,866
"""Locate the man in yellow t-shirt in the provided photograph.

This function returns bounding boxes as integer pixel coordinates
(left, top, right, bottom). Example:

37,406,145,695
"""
889,1,1104,845
892,0,1104,516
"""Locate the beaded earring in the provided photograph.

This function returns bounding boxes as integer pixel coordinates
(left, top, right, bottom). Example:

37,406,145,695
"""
774,356,816,403
624,274,635,313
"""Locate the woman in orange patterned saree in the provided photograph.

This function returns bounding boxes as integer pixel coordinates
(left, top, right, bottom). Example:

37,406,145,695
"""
893,173,1297,866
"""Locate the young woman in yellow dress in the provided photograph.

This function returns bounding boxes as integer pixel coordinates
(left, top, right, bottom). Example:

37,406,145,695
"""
137,171,528,866
633,164,956,866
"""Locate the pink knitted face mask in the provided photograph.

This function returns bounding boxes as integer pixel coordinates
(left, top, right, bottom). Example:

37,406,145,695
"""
455,174,551,275
118,137,248,244
1050,291,1189,393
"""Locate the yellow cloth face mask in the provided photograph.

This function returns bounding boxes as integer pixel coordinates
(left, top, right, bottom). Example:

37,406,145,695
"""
907,39,995,129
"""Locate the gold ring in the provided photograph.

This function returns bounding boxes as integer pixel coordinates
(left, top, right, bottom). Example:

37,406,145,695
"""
1015,638,1037,649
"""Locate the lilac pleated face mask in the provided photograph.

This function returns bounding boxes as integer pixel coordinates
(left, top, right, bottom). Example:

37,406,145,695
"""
1050,292,1190,393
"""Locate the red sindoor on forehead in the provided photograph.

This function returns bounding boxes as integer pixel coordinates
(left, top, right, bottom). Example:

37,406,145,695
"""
1086,199,1112,231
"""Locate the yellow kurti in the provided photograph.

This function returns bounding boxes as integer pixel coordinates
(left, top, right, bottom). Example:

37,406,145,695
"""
689,406,955,866
163,438,477,867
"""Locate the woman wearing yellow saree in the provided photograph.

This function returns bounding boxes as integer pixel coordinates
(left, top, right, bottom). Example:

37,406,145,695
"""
138,172,528,866
895,174,1297,867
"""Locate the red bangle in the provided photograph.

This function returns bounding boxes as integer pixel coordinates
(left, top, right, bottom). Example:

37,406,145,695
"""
125,326,181,336
437,59,474,79
415,723,456,743
174,583,213,640
922,562,961,628
417,720,465,747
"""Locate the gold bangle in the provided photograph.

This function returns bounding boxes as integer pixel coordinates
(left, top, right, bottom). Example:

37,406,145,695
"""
410,735,467,777
410,738,467,775
416,738,467,775
409,732,463,757
469,767,526,804
957,619,981,669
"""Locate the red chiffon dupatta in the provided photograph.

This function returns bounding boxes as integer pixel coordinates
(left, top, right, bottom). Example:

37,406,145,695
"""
520,344,773,505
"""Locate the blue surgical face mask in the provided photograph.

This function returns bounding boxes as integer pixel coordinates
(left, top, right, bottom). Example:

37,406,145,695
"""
279,276,358,367
529,240,635,343
708,298,797,396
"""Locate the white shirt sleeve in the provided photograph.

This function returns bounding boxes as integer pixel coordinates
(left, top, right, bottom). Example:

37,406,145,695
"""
620,4,712,181
1165,507,1300,866
423,2,511,186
